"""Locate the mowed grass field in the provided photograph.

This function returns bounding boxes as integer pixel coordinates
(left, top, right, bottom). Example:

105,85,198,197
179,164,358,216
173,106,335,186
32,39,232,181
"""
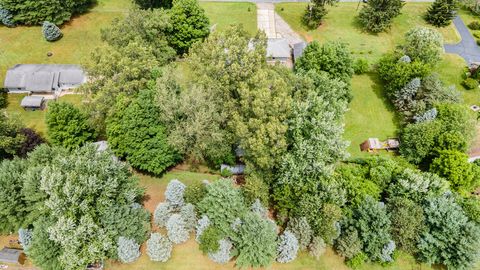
276,2,471,157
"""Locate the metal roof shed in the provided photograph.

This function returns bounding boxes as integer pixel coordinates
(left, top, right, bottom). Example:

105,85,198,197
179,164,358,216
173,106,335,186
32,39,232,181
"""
0,248,26,265
21,96,45,110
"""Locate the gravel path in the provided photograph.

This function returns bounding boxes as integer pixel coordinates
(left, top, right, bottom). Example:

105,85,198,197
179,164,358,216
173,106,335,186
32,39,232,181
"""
444,16,480,63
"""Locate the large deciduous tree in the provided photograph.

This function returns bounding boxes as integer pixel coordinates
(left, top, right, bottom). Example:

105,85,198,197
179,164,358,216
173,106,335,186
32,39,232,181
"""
167,0,210,55
46,102,95,149
403,27,443,65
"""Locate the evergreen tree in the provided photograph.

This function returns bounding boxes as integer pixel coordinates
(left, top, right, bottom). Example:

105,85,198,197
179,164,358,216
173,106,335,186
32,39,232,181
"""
146,233,172,262
358,0,404,33
134,0,173,9
117,237,141,263
302,0,338,29
426,0,458,27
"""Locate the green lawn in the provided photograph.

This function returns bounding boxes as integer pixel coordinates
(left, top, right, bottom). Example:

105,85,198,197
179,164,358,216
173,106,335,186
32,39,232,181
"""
200,2,257,35
0,0,131,85
276,3,460,61
276,2,469,157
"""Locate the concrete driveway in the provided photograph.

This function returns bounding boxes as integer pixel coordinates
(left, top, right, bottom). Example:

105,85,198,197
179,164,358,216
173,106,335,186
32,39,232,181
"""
256,3,304,44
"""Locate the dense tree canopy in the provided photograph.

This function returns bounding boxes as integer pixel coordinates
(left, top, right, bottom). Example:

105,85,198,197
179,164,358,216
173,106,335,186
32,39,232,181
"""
46,102,95,149
167,0,210,55
107,88,179,175
0,144,150,269
0,0,94,25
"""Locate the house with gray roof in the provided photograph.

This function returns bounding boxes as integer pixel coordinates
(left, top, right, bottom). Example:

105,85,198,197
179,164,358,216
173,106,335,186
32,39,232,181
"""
4,64,86,96
266,39,307,68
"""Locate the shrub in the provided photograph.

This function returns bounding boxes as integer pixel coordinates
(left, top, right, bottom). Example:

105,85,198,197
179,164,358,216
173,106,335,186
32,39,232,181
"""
117,237,141,263
42,21,63,42
475,32,480,38
197,179,248,236
469,21,480,30
462,197,480,224
46,102,95,149
180,203,197,232
477,39,480,46
404,27,443,65
308,236,326,259
146,233,172,262
413,108,438,123
18,228,33,251
387,197,425,253
287,216,313,251
242,174,270,206
199,226,222,254
430,150,477,192
346,252,368,269
463,77,479,89
277,230,299,263
153,202,174,228
165,179,186,207
0,7,15,27
17,128,45,157
236,212,278,268
184,182,207,206
208,238,233,264
353,58,369,74
379,240,396,263
166,214,189,244
335,226,363,259
251,199,268,219
195,215,210,242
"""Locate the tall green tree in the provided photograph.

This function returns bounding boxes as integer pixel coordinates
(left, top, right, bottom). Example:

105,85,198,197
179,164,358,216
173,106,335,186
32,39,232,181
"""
46,102,95,149
100,8,176,63
134,0,172,9
168,0,210,55
430,150,478,193
425,0,458,27
0,112,24,159
107,88,179,175
358,0,404,33
403,27,443,65
302,0,339,29
0,0,93,25
295,41,354,86
418,196,480,270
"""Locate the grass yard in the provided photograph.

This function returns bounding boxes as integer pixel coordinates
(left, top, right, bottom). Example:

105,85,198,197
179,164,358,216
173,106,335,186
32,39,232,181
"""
345,74,399,157
0,0,131,85
276,3,460,61
276,2,470,157
200,2,257,35
5,94,84,137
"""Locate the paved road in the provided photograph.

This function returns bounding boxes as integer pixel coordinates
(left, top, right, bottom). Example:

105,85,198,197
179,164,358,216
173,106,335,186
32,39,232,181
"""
445,16,480,63
256,3,304,43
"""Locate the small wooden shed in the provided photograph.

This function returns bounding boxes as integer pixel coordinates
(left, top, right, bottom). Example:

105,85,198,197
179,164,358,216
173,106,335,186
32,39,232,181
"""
20,96,45,111
360,138,400,152
0,248,26,265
